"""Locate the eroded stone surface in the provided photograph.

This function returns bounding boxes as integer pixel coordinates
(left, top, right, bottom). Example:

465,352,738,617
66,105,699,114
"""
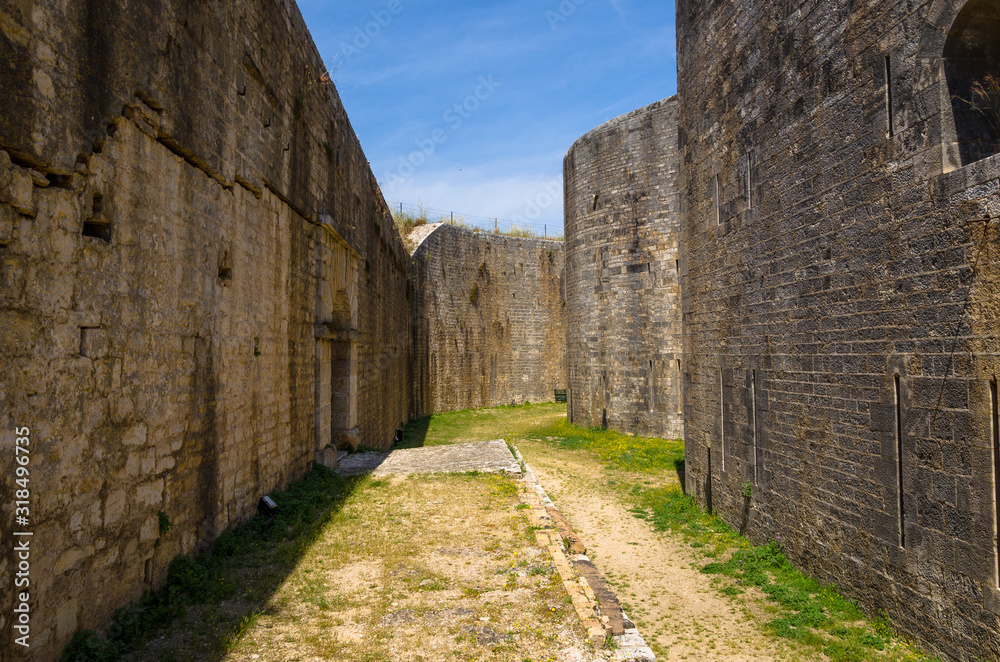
0,2,411,657
410,224,567,416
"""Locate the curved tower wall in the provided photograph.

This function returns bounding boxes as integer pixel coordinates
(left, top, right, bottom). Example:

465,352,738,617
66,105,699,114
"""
677,0,1000,658
563,97,683,439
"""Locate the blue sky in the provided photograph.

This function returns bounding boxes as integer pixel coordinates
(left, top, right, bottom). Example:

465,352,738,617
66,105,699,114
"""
298,0,676,233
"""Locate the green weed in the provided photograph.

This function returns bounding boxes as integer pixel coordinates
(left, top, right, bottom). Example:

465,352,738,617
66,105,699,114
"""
60,466,364,661
400,402,565,448
521,418,940,662
526,420,683,474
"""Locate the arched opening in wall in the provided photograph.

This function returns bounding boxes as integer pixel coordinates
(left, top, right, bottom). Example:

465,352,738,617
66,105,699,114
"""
943,0,1000,166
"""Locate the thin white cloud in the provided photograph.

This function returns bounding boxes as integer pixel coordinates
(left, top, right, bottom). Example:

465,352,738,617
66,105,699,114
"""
382,167,565,231
609,0,628,24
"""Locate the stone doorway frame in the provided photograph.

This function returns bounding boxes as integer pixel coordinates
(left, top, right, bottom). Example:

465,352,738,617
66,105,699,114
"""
314,219,360,465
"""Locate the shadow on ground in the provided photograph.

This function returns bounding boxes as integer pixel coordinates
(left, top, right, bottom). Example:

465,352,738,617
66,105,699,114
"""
61,466,369,662
399,415,431,449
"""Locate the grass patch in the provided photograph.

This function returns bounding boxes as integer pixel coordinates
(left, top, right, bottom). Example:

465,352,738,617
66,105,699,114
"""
525,419,940,662
401,402,566,448
525,419,684,474
61,466,365,661
65,454,594,661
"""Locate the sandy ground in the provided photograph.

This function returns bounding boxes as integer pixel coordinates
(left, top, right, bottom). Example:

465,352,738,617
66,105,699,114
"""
516,439,813,662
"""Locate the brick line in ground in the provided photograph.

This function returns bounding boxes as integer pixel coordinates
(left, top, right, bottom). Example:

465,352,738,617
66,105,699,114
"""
333,439,656,660
512,446,657,662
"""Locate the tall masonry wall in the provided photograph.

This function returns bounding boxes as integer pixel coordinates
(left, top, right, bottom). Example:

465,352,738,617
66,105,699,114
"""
564,98,684,440
0,1,410,658
410,224,566,417
677,0,1000,659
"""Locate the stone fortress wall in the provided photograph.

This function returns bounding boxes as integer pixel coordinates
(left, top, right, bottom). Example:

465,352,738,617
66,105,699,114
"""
410,224,567,417
675,0,1000,659
563,98,684,440
0,0,411,657
4,0,1000,659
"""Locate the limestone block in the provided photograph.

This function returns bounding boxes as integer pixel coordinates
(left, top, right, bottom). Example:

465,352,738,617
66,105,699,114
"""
54,545,94,575
55,599,78,641
314,447,338,468
140,450,155,474
4,166,34,216
125,452,140,476
96,547,120,570
136,479,164,506
103,490,127,527
140,516,158,542
0,203,14,244
332,427,358,449
80,327,108,359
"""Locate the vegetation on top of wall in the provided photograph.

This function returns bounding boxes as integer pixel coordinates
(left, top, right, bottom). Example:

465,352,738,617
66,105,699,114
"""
955,74,1000,149
393,207,564,249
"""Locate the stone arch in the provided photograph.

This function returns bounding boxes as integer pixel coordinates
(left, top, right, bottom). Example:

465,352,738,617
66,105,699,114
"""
916,0,969,59
917,0,1000,170
942,0,1000,165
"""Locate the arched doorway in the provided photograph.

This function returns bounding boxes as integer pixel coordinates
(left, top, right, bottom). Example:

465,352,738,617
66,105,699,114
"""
943,0,1000,166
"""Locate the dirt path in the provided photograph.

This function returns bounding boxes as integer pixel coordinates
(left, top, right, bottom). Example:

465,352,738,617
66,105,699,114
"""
516,439,809,662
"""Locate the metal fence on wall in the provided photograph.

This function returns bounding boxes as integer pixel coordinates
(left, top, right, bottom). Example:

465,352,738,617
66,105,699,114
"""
389,201,563,240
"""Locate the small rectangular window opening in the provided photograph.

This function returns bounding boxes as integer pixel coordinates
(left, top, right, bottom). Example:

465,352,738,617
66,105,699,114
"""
83,193,111,242
746,152,753,210
649,360,655,412
991,379,1000,588
712,175,721,225
895,374,905,548
676,359,683,415
885,54,894,138
706,447,714,514
720,368,726,473
752,370,758,485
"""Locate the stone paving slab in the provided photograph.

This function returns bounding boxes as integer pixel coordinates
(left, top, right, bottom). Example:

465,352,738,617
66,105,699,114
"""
334,439,521,476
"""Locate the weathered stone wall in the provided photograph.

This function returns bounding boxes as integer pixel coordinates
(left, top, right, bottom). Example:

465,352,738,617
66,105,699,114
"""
677,0,1000,658
410,224,566,417
563,98,684,440
0,1,410,658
